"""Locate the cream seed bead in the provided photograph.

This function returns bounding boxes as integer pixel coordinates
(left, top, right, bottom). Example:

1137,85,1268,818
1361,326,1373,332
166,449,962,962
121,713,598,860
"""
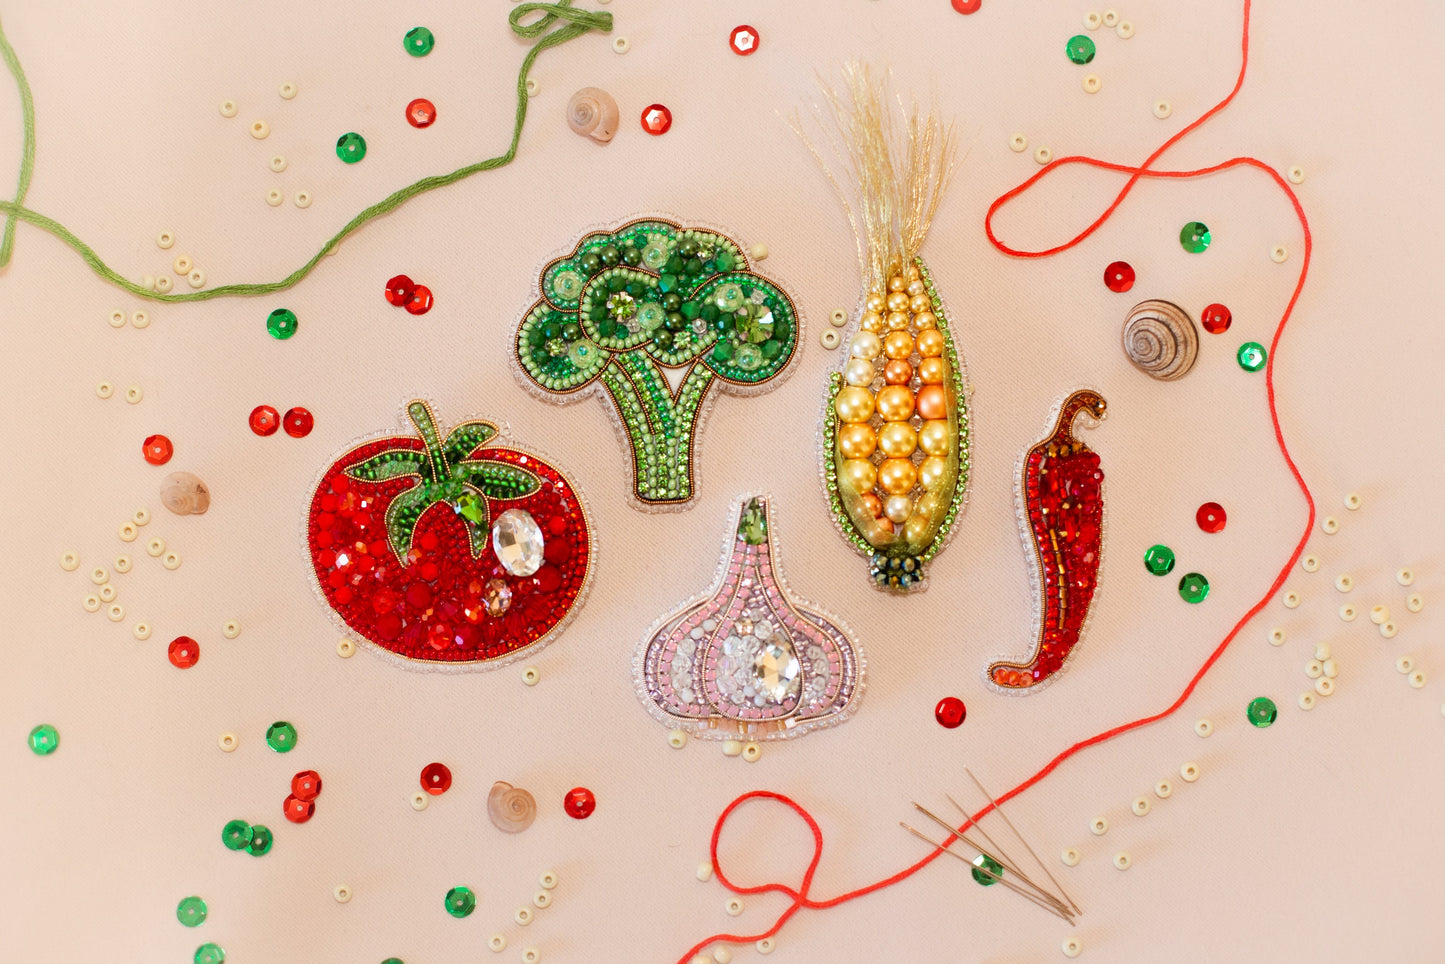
146,538,165,557
1321,516,1339,534
721,740,743,757
1407,593,1424,613
725,896,744,916
1344,492,1362,510
1009,132,1028,152
1396,656,1415,674
107,309,127,328
1298,692,1316,710
1089,816,1108,835
1282,590,1301,608
1334,574,1353,592
668,729,688,749
514,906,534,925
1131,796,1151,816
742,742,762,763
1268,628,1286,646
219,732,238,751
98,585,117,603
106,603,124,621
1409,671,1426,688
1339,604,1357,622
1180,761,1200,782
1323,659,1338,678
336,638,356,658
1113,852,1132,870
488,934,507,952
1288,166,1305,184
219,100,237,118
1396,568,1415,587
756,938,775,954
522,666,541,686
522,949,540,964
532,890,552,909
1034,146,1053,165
714,948,733,964
539,870,559,890
1315,642,1331,660
1154,779,1172,799
1062,937,1083,959
90,566,109,585
748,243,768,260
1370,605,1390,625
1194,718,1213,738
333,884,352,903
82,595,101,613
409,791,429,811
132,622,151,640
697,862,713,882
59,550,80,571
96,381,114,399
1061,847,1080,867
1306,660,1323,679
1314,677,1334,697
1302,554,1320,572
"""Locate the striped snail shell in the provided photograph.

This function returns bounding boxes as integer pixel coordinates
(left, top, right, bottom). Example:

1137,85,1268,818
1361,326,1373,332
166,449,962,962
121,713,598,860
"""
567,87,619,143
487,781,537,833
160,471,210,515
1122,300,1198,381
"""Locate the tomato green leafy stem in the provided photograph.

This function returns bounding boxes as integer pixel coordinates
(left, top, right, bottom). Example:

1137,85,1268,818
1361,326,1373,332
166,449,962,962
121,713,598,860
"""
515,219,800,505
0,3,612,295
344,401,540,563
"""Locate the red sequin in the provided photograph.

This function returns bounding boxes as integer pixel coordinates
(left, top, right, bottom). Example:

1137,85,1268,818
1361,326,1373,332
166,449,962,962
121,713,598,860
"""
420,762,452,795
640,104,673,136
250,405,280,436
1201,303,1232,333
142,434,173,465
934,696,966,728
951,0,982,11
564,786,596,819
291,770,323,800
1103,261,1135,292
1196,501,1227,533
728,25,760,55
406,98,437,129
284,407,315,438
167,636,199,668
283,794,315,824
385,275,416,306
405,285,434,315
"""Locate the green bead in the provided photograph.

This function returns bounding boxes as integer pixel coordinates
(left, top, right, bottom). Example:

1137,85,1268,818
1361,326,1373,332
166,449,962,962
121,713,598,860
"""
246,824,273,856
266,308,298,340
336,132,367,164
1065,34,1096,64
194,943,226,964
1177,572,1210,603
404,26,434,57
455,494,486,524
1236,341,1267,372
1179,221,1211,253
1143,544,1176,576
266,721,297,752
221,819,253,851
445,885,476,918
176,896,208,927
971,853,1004,886
737,498,767,545
382,960,404,964
1247,696,1278,728
27,723,58,755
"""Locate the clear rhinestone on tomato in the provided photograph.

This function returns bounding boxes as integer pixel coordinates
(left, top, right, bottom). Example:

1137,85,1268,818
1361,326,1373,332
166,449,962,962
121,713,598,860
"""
142,434,174,465
167,636,200,668
1196,501,1227,533
283,407,314,438
405,285,434,315
563,786,596,819
406,98,437,129
250,405,280,436
640,104,672,136
385,274,416,306
1103,261,1135,292
420,762,452,795
934,696,966,728
283,794,315,823
951,0,982,12
291,770,323,801
1201,303,1232,333
728,25,759,55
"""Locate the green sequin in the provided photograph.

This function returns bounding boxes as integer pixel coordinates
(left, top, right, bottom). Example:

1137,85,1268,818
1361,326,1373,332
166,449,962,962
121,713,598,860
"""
266,721,297,752
1144,544,1176,575
27,723,58,755
176,896,208,927
1237,341,1267,372
1178,572,1210,603
1066,34,1096,64
221,820,253,851
194,943,226,964
1247,696,1278,728
336,132,367,164
1179,221,1211,253
246,824,273,856
971,853,1004,886
404,26,434,57
266,308,298,340
445,885,476,918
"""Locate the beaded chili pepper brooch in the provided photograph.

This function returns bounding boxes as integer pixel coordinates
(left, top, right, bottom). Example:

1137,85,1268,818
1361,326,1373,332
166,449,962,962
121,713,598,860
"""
306,400,593,669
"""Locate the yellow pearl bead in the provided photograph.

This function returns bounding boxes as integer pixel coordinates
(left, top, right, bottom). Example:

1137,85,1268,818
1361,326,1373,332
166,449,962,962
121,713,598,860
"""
905,493,939,543
885,311,910,331
884,330,915,360
906,279,926,297
918,419,951,456
878,458,918,495
913,310,937,330
916,329,945,358
845,358,874,386
874,385,915,422
837,423,877,459
860,311,883,332
917,357,945,384
886,291,909,312
906,264,921,282
888,275,906,292
835,386,876,423
877,422,917,459
918,455,949,491
865,293,886,312
841,458,877,494
849,331,881,360
909,294,930,314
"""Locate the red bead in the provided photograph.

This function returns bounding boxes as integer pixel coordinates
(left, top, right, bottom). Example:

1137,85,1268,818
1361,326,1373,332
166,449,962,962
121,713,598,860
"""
728,25,760,55
934,696,967,728
406,97,437,129
283,794,315,823
1196,501,1227,533
405,285,434,315
420,762,452,795
142,434,173,465
385,274,416,306
167,636,199,669
250,405,280,436
1201,303,1232,333
1103,261,1135,292
640,104,672,136
951,0,982,12
563,786,596,819
283,407,315,438
291,770,323,800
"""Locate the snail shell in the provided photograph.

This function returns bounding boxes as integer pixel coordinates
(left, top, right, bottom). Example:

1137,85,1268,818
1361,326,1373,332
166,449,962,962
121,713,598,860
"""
567,87,619,143
160,471,210,515
1122,300,1198,381
487,781,537,833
